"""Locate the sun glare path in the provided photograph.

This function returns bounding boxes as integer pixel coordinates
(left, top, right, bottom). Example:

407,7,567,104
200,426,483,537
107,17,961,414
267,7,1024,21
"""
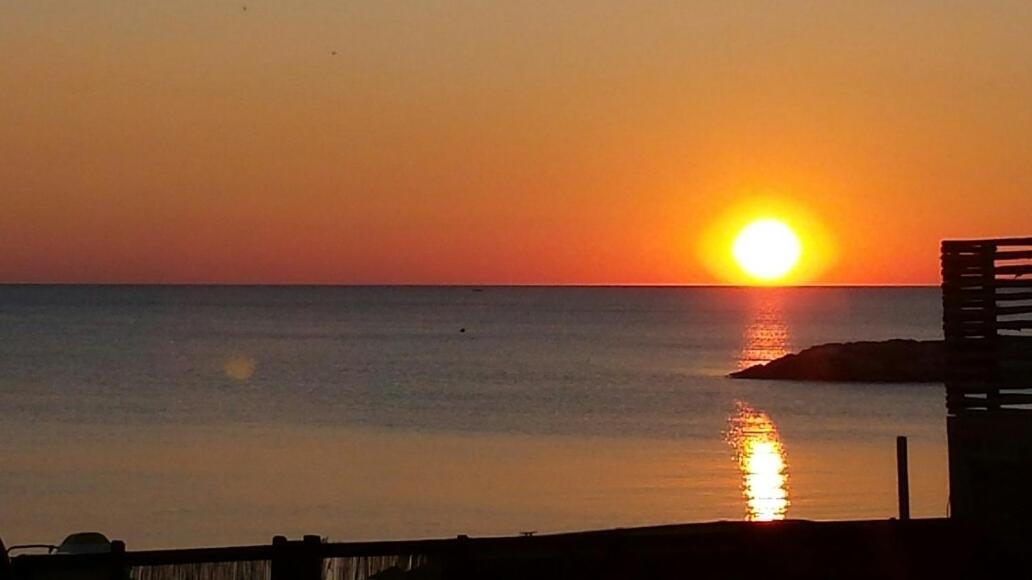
738,296,791,370
727,402,791,521
732,219,802,283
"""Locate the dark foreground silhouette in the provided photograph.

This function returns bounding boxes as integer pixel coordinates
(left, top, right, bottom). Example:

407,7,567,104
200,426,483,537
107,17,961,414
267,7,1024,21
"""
8,520,1032,580
731,339,943,382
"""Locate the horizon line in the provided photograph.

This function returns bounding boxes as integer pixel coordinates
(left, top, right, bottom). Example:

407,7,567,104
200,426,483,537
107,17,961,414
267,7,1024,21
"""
0,282,941,289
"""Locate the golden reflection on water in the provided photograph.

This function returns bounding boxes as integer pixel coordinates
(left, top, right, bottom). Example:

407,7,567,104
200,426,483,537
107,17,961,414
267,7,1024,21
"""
727,402,790,521
738,293,791,369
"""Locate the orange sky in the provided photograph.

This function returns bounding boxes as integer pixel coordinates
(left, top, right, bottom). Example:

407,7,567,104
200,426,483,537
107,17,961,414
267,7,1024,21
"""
2,1,1031,284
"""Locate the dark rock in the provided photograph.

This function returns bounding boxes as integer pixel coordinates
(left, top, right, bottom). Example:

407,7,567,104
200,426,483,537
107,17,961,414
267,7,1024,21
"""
730,339,944,383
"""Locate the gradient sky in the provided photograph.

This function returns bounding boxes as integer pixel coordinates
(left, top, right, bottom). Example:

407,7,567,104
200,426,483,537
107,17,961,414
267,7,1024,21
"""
3,1,1031,284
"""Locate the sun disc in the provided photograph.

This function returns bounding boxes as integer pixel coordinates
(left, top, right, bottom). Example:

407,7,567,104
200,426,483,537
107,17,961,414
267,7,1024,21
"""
732,219,802,282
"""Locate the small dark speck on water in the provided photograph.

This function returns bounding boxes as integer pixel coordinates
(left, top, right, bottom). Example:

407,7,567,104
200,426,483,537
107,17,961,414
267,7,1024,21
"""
459,328,466,333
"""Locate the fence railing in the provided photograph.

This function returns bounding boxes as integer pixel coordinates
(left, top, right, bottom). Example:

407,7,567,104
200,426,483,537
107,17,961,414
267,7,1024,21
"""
9,534,448,580
6,520,973,580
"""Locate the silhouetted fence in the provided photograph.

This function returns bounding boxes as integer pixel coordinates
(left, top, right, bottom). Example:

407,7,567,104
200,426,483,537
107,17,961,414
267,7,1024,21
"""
9,535,440,580
941,237,1032,414
1,531,531,580
941,237,1032,520
10,520,1007,580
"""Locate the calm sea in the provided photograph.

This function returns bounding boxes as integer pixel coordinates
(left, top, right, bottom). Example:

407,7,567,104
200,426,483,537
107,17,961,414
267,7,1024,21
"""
0,286,946,549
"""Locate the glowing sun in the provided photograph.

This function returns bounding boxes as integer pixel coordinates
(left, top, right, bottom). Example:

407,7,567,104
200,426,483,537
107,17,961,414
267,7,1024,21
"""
732,219,802,282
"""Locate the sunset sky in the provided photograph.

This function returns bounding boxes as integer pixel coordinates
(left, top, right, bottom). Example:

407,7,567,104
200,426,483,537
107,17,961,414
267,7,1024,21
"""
3,1,1030,285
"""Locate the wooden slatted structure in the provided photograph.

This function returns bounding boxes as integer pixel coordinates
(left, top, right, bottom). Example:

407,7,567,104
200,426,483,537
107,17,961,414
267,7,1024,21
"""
942,237,1032,413
941,237,1032,519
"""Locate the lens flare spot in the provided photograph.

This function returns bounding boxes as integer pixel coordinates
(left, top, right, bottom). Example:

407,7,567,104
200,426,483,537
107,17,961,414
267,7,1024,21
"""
223,355,257,381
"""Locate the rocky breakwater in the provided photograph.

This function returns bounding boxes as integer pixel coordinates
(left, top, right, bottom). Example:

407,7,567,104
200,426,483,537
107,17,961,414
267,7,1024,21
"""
730,339,944,383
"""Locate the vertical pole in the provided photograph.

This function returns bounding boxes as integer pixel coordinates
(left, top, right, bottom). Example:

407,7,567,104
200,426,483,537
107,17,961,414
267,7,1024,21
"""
897,436,911,521
271,535,322,580
445,535,471,580
271,536,287,580
301,535,323,580
109,540,126,580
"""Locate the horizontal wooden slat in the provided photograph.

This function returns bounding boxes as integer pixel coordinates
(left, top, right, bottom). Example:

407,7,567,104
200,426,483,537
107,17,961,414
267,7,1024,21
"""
995,292,1032,301
942,280,1032,290
996,304,1032,316
942,237,1032,249
945,379,1032,392
944,334,998,341
943,306,1032,320
944,314,998,324
995,250,1032,260
942,243,994,252
945,307,1007,315
995,320,1032,330
942,256,996,263
942,315,992,323
941,250,1032,262
943,311,997,321
994,264,1032,276
939,270,1032,282
940,267,995,275
948,399,1032,411
941,291,986,297
944,292,1032,305
949,407,1032,416
941,256,998,266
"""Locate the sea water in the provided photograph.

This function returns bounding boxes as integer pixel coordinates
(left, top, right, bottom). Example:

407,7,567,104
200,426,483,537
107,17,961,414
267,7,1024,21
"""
0,286,945,548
